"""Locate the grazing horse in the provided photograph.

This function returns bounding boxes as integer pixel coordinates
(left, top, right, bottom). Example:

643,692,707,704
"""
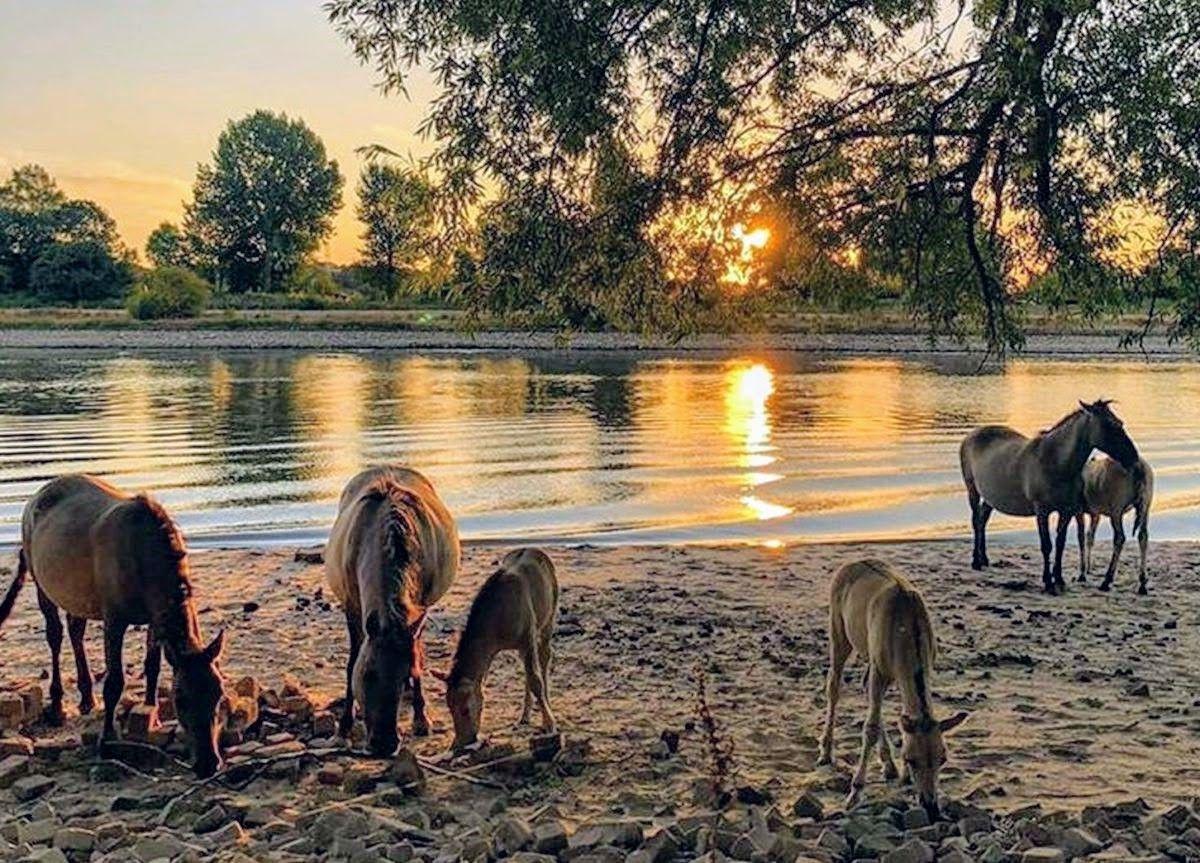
959,400,1139,594
433,547,559,751
0,475,226,777
1076,454,1154,594
819,560,967,819
325,466,459,756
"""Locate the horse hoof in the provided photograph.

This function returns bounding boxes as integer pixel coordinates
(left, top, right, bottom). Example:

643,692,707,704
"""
1098,583,1112,593
42,705,65,727
79,699,95,716
412,718,432,737
1137,585,1148,596
817,754,832,767
971,559,985,571
882,763,899,781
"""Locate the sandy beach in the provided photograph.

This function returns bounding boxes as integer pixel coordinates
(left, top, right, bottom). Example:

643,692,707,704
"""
2,539,1198,861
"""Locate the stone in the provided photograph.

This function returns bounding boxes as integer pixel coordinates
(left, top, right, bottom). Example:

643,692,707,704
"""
0,736,33,757
856,833,899,858
125,704,159,741
794,792,825,820
208,821,248,846
281,695,313,722
958,814,994,838
1060,827,1104,858
495,816,535,854
510,855,557,863
533,820,569,855
343,766,379,794
96,822,128,849
386,842,415,862
570,820,644,851
939,850,975,863
295,548,324,564
1021,848,1065,863
384,748,426,792
52,828,96,852
819,828,851,857
18,819,59,845
530,731,563,761
317,765,344,786
630,827,681,863
28,849,68,863
0,693,24,730
0,753,30,788
233,676,261,699
11,773,55,801
883,839,935,863
133,835,188,862
902,808,931,830
192,804,229,834
312,711,338,737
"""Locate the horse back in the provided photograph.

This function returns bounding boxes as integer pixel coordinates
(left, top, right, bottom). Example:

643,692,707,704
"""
22,474,129,619
1083,455,1153,516
960,425,1039,515
831,559,934,676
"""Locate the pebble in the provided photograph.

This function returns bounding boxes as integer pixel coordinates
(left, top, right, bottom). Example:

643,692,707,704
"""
10,773,55,801
1021,848,1065,863
0,754,31,788
52,827,96,852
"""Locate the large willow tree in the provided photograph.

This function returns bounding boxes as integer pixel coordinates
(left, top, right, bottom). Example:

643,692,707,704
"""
328,0,1199,351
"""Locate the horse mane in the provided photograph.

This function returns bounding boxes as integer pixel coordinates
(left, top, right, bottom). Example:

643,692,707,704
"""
130,493,194,602
1038,407,1085,438
361,480,424,615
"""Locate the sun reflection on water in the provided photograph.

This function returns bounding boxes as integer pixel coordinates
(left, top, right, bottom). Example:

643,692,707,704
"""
724,362,793,530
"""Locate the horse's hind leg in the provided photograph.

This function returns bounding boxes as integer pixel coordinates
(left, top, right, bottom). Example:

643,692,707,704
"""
877,716,898,781
967,485,991,570
36,586,66,725
66,615,95,714
819,609,852,765
143,630,162,708
1135,507,1150,595
1100,511,1126,592
847,665,887,808
1075,514,1088,583
338,609,362,738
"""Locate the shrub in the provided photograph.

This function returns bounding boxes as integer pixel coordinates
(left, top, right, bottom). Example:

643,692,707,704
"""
126,267,212,319
29,242,131,303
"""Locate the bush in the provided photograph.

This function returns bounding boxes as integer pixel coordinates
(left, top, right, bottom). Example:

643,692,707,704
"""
126,267,212,319
29,242,131,303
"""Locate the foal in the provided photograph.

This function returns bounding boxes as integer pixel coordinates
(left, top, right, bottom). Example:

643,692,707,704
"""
1076,454,1154,594
433,547,558,751
0,475,226,777
819,560,967,819
325,467,459,756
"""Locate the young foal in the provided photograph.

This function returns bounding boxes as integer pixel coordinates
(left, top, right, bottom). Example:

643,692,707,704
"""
819,560,967,819
433,547,558,751
960,400,1139,594
1076,454,1154,594
0,475,226,777
325,466,459,756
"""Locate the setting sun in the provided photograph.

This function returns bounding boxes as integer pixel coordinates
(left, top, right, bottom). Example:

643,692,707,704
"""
723,223,772,285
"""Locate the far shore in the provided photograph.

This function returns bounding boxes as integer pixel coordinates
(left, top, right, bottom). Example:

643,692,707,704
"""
0,325,1192,358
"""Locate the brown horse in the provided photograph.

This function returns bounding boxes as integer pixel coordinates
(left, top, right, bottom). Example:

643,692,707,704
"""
960,400,1139,594
325,466,459,756
0,475,226,777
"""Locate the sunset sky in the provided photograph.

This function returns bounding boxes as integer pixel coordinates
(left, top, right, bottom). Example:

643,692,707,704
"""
0,1,436,264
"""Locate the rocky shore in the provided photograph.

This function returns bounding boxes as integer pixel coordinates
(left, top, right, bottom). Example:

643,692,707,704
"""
2,541,1199,862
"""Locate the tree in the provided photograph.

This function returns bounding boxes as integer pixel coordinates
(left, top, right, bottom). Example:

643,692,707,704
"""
29,242,131,304
127,267,212,319
356,161,433,297
0,165,127,296
184,111,343,293
327,0,1200,353
146,222,192,269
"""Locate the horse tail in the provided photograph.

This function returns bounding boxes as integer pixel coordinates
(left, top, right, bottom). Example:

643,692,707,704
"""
1132,462,1153,535
0,548,29,629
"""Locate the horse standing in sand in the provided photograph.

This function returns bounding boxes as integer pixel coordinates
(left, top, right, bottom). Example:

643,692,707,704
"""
1076,454,1154,594
819,560,967,819
0,475,227,777
325,466,459,756
433,547,559,751
959,400,1139,594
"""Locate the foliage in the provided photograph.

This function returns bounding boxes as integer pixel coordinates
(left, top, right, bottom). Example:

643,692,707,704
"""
0,165,126,295
126,267,212,319
29,242,131,304
145,222,194,269
328,0,1200,353
356,161,434,297
184,110,343,293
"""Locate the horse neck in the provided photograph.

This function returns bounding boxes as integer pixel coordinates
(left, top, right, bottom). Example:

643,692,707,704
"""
449,610,500,685
897,663,935,724
147,564,204,660
1040,411,1094,474
356,516,422,628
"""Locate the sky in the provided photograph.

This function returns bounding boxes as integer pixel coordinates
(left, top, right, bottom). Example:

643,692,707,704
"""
0,1,437,264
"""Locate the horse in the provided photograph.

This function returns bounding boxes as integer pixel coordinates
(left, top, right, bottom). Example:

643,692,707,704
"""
0,475,226,777
959,400,1139,594
818,559,968,819
325,466,459,757
432,547,558,751
1076,454,1154,594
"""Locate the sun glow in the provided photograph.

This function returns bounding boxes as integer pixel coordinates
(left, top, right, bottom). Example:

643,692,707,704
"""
722,223,772,286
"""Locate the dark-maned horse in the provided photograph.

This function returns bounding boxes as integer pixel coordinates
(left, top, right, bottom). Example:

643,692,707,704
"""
959,400,1139,594
0,475,227,777
325,466,459,756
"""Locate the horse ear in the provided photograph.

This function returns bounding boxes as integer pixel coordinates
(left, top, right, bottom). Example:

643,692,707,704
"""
939,711,969,733
1079,400,1094,414
203,629,226,664
429,668,449,682
365,610,381,640
899,714,918,734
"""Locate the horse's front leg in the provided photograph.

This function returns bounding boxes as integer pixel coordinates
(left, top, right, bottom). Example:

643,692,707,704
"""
1136,507,1150,596
846,666,886,809
35,586,66,725
1052,511,1071,591
339,609,362,739
100,620,128,748
1035,510,1055,594
410,630,431,737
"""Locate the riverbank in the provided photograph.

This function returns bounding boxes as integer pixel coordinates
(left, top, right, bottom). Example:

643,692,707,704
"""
0,326,1191,358
1,541,1198,861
